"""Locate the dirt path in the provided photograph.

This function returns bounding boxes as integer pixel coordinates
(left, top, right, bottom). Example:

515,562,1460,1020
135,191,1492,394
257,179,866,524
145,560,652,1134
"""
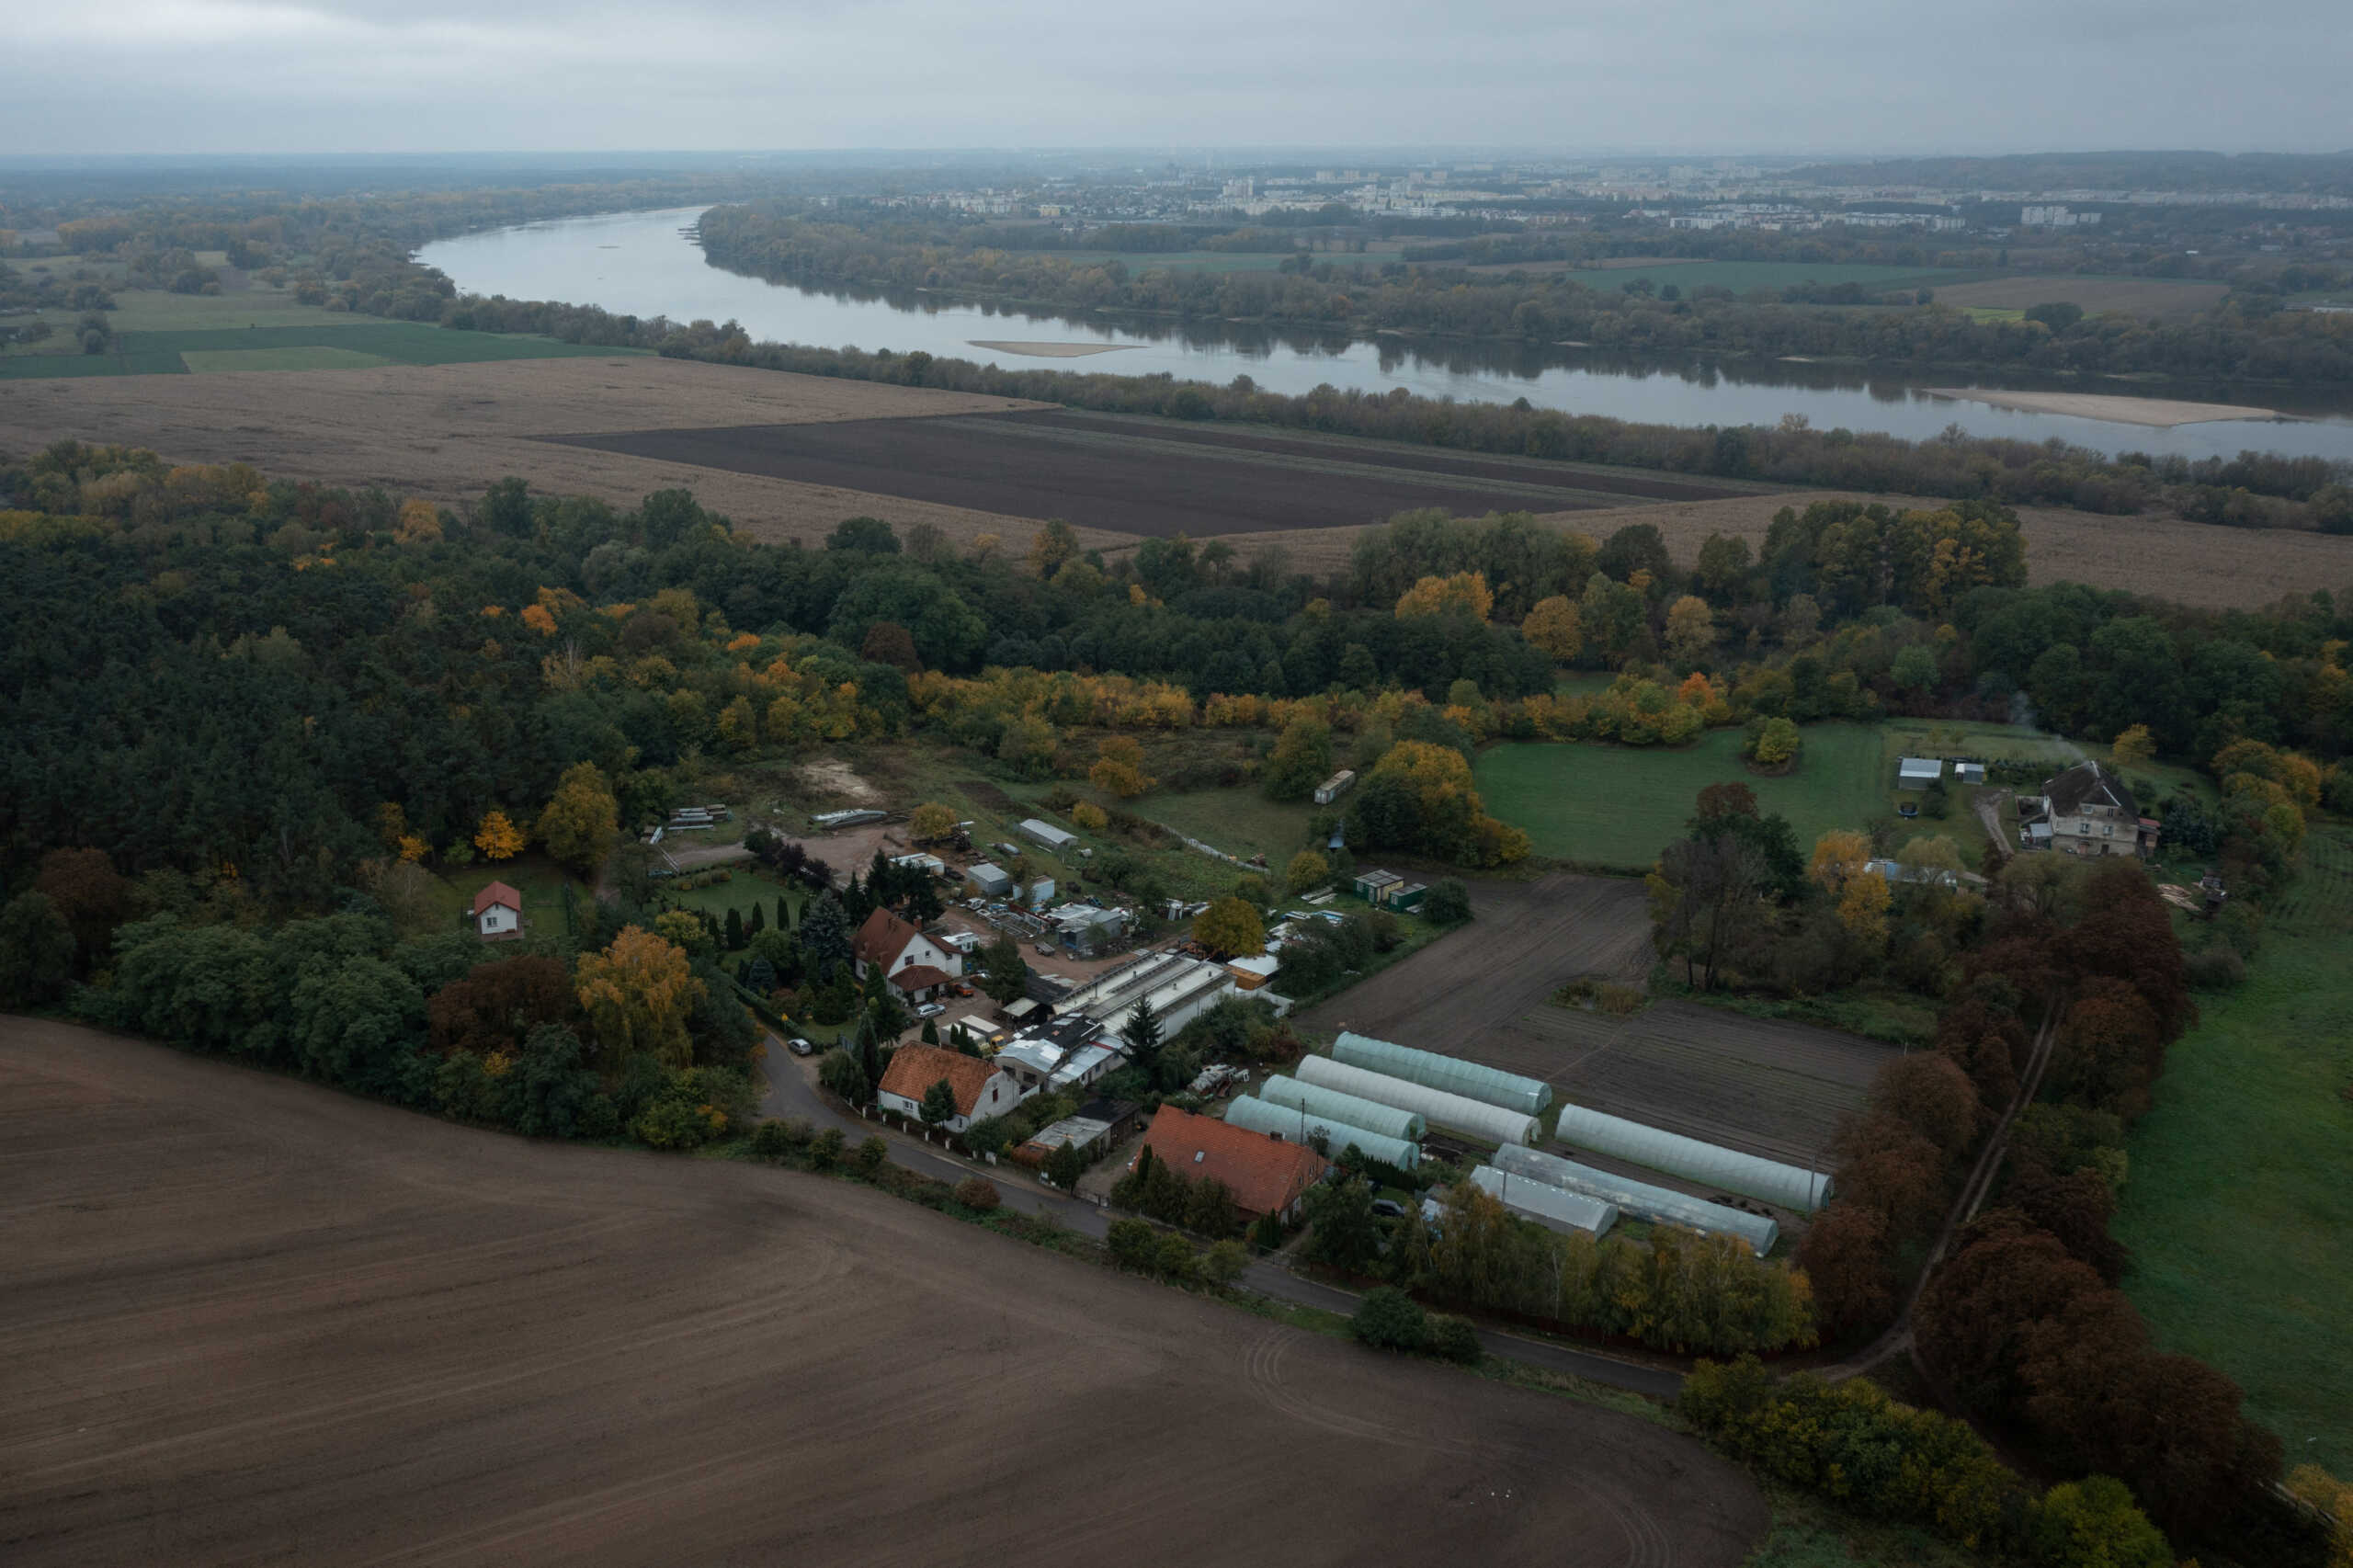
1,1019,1761,1566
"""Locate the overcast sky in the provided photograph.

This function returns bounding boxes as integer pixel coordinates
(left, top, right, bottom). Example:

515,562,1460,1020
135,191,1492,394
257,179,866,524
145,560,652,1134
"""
7,0,2347,157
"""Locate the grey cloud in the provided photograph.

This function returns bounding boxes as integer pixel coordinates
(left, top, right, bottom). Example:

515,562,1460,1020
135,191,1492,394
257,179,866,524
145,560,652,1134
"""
4,0,2346,153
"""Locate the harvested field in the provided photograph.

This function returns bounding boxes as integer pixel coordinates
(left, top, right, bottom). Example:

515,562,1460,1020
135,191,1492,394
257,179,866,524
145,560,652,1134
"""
1296,874,1882,1165
0,1021,1766,1567
0,356,1088,553
543,409,1766,540
1495,1003,1881,1168
1927,277,2229,320
1927,388,2279,427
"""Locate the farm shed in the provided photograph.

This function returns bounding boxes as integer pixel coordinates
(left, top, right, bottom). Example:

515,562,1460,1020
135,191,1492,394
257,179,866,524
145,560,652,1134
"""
1550,1103,1831,1212
1469,1164,1617,1238
1222,1096,1421,1172
1896,756,1944,790
1256,1074,1427,1142
1296,1055,1538,1145
1313,768,1357,805
1490,1142,1779,1256
811,808,886,829
1018,818,1077,851
967,862,1013,897
1334,1030,1552,1116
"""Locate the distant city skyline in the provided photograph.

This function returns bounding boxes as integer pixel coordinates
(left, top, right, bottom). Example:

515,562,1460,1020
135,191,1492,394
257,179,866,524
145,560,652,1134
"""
6,0,2347,156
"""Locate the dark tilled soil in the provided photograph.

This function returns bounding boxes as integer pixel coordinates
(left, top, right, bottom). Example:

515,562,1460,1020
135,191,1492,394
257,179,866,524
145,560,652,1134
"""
536,409,1753,538
1297,873,1882,1164
0,1020,1766,1568
1011,409,1768,504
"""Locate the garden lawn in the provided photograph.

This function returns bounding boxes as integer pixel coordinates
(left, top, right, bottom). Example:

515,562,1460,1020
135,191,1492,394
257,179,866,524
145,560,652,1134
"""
1475,724,1887,870
2113,829,2353,1475
422,854,590,941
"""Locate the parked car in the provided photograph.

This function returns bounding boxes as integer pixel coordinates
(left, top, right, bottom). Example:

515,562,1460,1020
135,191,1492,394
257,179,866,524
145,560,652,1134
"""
1370,1198,1406,1219
787,1037,814,1057
915,1002,946,1018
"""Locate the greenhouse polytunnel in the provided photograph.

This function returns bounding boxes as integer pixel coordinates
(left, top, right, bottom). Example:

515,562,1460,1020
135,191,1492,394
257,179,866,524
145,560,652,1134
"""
1550,1103,1831,1212
1334,1030,1552,1116
1222,1096,1420,1172
1297,1055,1538,1145
1468,1165,1616,1237
1490,1142,1779,1256
1257,1074,1426,1142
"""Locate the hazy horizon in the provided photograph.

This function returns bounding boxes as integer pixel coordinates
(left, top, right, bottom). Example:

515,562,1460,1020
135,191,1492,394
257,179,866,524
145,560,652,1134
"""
8,0,2348,158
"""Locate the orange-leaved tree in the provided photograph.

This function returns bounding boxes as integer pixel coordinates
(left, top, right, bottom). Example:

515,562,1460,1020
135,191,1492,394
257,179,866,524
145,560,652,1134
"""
473,810,525,861
575,926,707,1067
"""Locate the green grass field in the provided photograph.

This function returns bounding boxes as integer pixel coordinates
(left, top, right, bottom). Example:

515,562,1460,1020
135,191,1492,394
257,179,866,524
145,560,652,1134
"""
0,322,643,379
2113,828,2353,1475
179,347,396,372
1475,724,1889,869
1561,261,1978,294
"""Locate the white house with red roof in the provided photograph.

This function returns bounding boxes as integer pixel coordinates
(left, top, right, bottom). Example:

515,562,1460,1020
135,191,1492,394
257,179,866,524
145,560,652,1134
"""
851,907,962,1002
876,1043,1025,1133
472,881,522,938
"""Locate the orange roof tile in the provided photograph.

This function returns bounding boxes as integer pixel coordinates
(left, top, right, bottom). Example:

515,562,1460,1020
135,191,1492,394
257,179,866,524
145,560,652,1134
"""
471,881,521,916
878,1043,999,1118
1131,1105,1329,1219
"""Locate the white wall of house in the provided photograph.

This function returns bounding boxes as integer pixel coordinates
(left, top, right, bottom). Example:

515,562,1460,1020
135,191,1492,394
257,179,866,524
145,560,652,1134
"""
477,904,518,936
878,1070,1023,1132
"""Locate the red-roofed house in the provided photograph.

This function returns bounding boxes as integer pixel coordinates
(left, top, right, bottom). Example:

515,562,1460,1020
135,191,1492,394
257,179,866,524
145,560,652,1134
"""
852,907,961,991
876,1043,1025,1133
472,881,522,939
1126,1105,1330,1223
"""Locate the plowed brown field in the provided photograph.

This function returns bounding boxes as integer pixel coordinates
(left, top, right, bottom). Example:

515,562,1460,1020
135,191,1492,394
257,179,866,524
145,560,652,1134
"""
0,1020,1767,1568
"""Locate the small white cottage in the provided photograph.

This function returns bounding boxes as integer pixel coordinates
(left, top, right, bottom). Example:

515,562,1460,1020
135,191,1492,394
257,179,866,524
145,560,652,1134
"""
472,881,522,938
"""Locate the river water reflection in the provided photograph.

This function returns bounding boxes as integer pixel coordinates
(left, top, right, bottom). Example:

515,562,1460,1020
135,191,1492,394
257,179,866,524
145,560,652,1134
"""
420,207,2353,464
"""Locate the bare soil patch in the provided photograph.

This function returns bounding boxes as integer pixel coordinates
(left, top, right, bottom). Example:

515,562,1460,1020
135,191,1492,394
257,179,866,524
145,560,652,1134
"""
1928,277,2230,319
1294,875,1881,1165
0,1021,1764,1567
546,410,1760,540
1927,388,2280,427
0,356,1080,554
798,756,881,805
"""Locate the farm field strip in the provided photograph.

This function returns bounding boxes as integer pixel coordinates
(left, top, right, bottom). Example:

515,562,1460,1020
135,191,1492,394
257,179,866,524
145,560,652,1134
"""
1019,409,1778,502
538,409,1733,539
0,1020,1767,1567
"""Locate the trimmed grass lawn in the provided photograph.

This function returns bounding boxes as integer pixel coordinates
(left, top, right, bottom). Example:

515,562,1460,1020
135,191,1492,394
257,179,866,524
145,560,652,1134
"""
181,347,396,372
420,854,590,941
2112,828,2353,1474
1476,724,1888,870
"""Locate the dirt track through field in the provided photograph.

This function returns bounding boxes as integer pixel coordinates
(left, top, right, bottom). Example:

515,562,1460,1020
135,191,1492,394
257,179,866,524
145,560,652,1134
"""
1297,875,1881,1163
0,1020,1765,1568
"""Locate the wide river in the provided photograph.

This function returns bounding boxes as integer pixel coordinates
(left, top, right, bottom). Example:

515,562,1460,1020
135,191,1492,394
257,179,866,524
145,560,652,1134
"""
421,206,2353,463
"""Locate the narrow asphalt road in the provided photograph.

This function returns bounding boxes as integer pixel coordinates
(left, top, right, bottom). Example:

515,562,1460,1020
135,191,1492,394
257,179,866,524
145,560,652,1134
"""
756,1036,1685,1401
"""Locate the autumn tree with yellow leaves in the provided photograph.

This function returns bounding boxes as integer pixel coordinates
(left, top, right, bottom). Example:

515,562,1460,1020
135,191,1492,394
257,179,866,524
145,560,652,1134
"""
473,810,525,861
1394,571,1494,622
575,926,707,1067
536,762,620,875
1088,735,1154,798
1192,897,1266,959
394,498,442,546
1521,595,1584,661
